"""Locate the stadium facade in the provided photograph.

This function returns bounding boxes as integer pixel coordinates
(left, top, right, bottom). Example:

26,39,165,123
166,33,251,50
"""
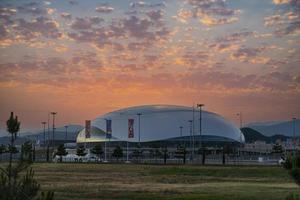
76,105,244,147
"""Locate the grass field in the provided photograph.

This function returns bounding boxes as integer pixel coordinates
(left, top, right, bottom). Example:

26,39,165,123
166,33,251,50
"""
8,163,300,200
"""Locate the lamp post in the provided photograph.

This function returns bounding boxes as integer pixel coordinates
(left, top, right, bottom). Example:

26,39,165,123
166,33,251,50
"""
51,112,57,149
236,112,243,158
65,125,68,141
293,117,297,153
197,104,204,164
41,122,46,149
188,120,193,161
179,126,183,147
137,113,142,147
236,112,243,129
179,126,183,137
197,104,204,150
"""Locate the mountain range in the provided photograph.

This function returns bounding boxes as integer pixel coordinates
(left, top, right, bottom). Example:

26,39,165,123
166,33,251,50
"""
241,127,291,143
0,124,83,145
246,118,299,137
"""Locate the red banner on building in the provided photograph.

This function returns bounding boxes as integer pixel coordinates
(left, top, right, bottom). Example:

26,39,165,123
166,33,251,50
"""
128,119,134,138
85,120,91,138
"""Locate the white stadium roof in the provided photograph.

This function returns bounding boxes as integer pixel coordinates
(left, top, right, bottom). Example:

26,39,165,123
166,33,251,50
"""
77,105,245,143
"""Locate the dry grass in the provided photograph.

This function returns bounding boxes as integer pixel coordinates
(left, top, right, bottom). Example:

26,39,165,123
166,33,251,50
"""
3,163,300,200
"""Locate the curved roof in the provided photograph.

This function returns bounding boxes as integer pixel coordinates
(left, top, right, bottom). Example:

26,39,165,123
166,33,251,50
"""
77,105,244,143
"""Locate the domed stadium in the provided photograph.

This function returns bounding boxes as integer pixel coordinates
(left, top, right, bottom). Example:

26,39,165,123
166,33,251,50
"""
76,105,244,147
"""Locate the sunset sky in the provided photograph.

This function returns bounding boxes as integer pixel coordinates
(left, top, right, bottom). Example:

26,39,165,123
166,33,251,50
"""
0,0,299,134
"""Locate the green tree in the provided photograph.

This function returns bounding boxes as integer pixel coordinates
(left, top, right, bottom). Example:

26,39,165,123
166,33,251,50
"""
91,144,103,160
6,112,20,191
76,145,87,158
272,143,283,154
163,146,169,164
175,146,187,164
284,154,300,186
55,144,68,162
21,141,33,162
112,146,123,161
0,144,6,161
0,112,54,200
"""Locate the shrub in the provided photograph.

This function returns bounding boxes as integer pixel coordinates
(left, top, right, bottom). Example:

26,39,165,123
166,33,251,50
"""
295,154,300,168
284,157,293,170
290,168,300,185
286,193,300,200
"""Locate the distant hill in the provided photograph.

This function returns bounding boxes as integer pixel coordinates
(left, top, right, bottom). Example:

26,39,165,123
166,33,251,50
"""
241,127,291,143
247,119,300,137
0,124,83,145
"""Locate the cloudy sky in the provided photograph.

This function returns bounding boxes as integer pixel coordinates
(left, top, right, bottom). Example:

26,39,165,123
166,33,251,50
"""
0,0,299,134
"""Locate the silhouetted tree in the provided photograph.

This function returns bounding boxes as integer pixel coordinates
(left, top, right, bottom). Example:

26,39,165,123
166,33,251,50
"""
284,154,300,186
112,146,123,161
21,141,33,162
91,144,103,160
0,112,54,200
175,146,187,164
272,143,283,154
163,146,168,164
46,145,50,162
0,144,6,161
76,145,87,158
55,144,68,162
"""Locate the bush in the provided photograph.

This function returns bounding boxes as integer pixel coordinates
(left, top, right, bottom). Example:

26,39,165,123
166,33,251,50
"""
286,193,300,200
284,157,293,170
295,154,300,168
290,168,300,185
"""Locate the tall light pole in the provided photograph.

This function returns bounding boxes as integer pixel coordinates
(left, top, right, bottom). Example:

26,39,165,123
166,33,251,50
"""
179,126,183,147
197,104,204,150
179,126,183,137
137,113,142,147
237,112,243,144
65,125,68,141
188,120,193,160
41,122,46,149
197,104,204,164
237,112,243,130
293,117,297,153
236,112,243,159
51,112,57,149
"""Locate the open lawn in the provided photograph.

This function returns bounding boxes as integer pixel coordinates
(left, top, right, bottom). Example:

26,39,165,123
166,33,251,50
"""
8,163,300,200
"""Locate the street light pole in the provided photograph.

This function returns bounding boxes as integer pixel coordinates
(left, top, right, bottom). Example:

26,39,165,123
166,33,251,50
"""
237,112,243,129
197,104,204,164
293,117,296,153
179,126,183,137
179,126,183,147
51,112,57,149
197,104,204,150
236,112,243,157
188,120,193,160
137,113,142,147
42,122,46,149
65,125,68,141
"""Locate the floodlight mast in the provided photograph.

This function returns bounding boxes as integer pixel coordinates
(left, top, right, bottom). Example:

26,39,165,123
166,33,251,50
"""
51,112,57,149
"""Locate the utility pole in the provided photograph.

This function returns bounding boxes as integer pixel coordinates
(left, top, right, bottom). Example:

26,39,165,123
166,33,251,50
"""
51,112,57,149
179,126,183,137
189,120,193,161
293,117,297,154
42,122,46,149
236,112,243,159
197,104,204,164
65,125,68,141
137,113,142,147
179,126,183,147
